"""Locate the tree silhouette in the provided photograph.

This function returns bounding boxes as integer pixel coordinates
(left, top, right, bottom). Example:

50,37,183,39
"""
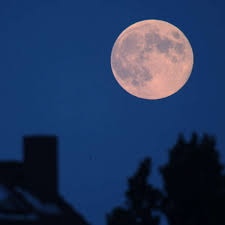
159,133,225,225
107,158,162,225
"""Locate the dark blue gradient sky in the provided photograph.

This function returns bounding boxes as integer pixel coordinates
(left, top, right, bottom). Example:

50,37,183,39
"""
0,1,225,225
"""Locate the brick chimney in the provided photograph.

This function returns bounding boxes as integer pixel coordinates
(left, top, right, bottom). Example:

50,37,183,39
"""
23,135,58,201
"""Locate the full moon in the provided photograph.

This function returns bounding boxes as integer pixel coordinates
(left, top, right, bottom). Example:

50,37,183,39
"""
111,20,194,99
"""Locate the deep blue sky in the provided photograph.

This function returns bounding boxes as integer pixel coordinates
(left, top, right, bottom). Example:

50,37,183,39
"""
0,0,225,225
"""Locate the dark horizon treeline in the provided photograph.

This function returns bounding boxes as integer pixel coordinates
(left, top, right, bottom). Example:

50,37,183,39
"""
106,133,225,225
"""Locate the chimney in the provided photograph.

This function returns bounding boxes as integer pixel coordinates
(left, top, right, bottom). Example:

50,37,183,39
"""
23,135,58,201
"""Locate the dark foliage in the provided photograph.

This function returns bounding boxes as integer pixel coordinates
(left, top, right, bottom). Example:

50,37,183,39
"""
107,157,162,225
160,133,225,225
107,133,225,225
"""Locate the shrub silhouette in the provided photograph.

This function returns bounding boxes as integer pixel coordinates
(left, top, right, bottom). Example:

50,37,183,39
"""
107,133,225,225
106,158,162,225
160,133,225,225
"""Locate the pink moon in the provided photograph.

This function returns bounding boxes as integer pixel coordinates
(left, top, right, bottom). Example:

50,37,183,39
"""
111,20,194,100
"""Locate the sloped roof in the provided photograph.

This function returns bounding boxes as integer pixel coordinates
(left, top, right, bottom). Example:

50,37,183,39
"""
0,184,89,225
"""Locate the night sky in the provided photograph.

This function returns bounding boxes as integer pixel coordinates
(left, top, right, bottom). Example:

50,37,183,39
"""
0,1,225,225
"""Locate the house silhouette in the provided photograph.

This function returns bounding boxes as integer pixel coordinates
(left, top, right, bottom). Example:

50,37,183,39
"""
0,135,89,225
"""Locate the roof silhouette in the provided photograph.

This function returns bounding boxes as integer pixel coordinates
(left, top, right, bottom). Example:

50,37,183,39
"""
0,135,89,225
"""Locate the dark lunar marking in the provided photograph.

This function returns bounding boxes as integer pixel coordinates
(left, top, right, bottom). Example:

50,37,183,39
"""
135,66,152,82
142,68,152,82
171,56,178,63
132,66,153,87
174,43,185,54
132,80,139,87
172,31,180,39
111,57,131,80
137,50,148,62
144,46,153,52
156,37,173,54
145,32,161,47
112,53,152,85
112,31,154,82
145,32,174,55
137,52,145,62
120,32,140,56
